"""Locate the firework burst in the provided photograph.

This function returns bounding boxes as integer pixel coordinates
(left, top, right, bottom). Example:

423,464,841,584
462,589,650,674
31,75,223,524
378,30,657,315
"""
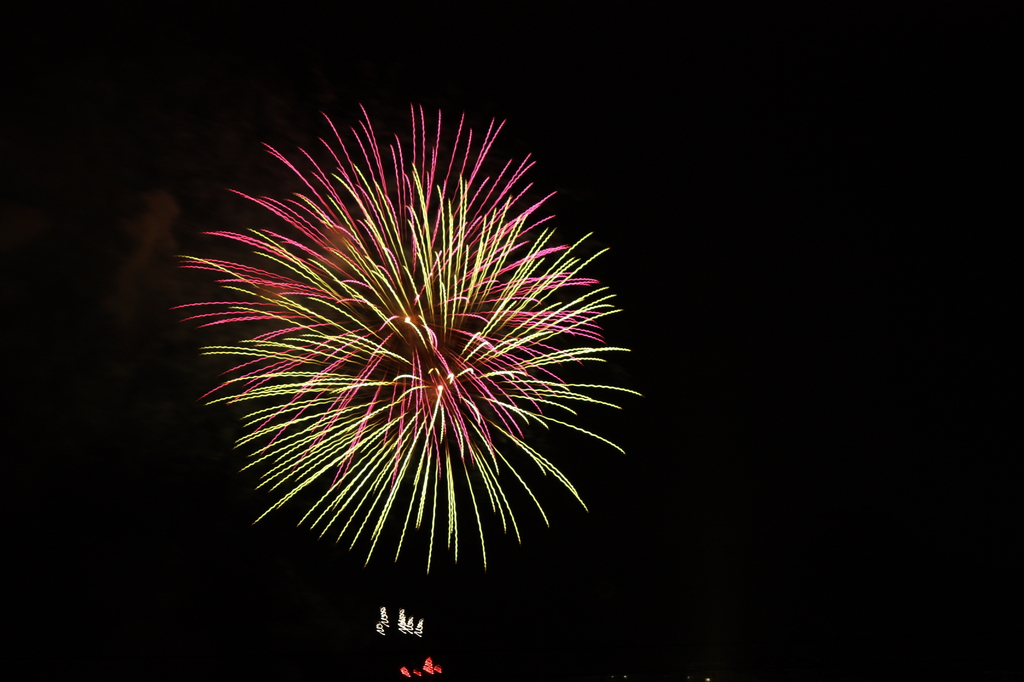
179,106,636,570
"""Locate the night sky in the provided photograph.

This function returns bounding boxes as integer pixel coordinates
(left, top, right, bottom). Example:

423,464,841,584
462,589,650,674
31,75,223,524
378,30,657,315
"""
2,3,1022,681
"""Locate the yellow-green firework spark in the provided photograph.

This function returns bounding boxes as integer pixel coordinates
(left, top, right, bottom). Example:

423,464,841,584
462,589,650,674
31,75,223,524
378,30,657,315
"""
178,106,638,571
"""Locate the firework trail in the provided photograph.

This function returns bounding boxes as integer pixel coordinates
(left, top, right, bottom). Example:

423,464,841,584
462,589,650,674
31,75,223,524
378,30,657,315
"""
179,106,636,570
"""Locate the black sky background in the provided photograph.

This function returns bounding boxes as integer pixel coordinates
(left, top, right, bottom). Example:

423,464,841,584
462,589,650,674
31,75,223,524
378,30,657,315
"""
2,2,1022,680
